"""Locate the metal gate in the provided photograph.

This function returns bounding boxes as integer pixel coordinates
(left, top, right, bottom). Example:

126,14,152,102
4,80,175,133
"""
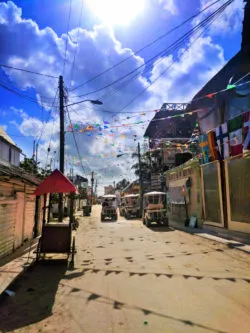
224,154,250,233
201,161,224,226
0,200,17,259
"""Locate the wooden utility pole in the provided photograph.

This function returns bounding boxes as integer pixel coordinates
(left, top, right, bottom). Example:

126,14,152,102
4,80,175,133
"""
138,142,143,217
91,171,94,205
58,75,64,222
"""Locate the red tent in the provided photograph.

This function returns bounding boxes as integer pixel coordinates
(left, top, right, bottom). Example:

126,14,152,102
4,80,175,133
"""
34,169,77,196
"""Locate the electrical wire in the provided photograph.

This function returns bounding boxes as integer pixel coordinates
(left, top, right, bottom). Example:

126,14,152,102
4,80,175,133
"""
66,105,88,178
116,2,228,113
69,0,234,102
62,0,72,75
70,0,84,84
36,88,59,146
100,0,233,105
0,64,58,79
70,0,225,93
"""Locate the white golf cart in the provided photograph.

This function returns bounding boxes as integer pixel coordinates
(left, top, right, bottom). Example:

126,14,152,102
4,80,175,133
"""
124,194,140,219
142,191,168,227
101,195,118,222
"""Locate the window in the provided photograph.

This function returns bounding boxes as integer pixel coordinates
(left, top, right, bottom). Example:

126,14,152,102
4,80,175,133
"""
9,147,12,163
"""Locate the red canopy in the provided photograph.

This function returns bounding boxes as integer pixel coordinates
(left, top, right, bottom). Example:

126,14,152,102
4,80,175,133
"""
34,169,77,196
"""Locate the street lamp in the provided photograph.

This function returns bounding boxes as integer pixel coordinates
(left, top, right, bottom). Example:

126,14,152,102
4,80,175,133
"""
66,99,103,107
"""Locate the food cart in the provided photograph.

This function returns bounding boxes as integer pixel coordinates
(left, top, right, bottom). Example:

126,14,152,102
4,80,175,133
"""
34,169,77,264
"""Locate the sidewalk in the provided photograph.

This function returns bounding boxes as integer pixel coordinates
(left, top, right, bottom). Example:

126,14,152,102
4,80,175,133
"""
169,220,250,254
0,238,38,297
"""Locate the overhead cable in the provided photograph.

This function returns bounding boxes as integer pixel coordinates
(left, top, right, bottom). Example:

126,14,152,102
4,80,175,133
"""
69,0,234,101
0,64,58,79
70,0,225,93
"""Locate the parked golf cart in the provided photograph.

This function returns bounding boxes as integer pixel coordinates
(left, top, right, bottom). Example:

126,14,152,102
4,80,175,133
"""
119,196,126,217
124,194,140,219
101,195,118,222
142,191,168,227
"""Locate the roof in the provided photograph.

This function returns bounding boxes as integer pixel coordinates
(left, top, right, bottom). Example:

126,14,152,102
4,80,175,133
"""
124,194,139,198
144,191,166,196
187,49,250,131
0,160,41,185
144,104,197,143
0,127,21,151
34,169,77,195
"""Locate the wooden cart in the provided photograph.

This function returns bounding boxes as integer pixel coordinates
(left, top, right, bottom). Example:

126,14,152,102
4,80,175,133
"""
34,169,77,264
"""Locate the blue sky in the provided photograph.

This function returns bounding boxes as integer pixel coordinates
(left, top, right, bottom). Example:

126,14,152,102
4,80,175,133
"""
0,0,245,191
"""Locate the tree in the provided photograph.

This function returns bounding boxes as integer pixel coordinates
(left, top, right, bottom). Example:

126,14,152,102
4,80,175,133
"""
20,157,51,180
116,178,129,190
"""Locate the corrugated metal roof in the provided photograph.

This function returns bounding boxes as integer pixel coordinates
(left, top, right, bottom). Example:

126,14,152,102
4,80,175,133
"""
0,126,18,147
0,160,41,185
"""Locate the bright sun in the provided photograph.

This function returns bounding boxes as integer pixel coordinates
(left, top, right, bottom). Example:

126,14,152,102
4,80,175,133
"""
86,0,145,26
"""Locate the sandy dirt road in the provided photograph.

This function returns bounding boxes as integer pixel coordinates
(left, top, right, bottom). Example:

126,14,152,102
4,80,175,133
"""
0,205,250,333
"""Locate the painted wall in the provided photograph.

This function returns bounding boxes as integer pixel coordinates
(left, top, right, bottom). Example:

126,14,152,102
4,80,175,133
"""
0,179,43,259
166,158,203,226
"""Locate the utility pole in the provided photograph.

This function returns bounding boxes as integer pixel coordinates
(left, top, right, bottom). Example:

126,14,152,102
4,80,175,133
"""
91,171,94,205
35,142,39,166
95,179,98,197
33,140,36,159
138,142,143,217
58,75,64,222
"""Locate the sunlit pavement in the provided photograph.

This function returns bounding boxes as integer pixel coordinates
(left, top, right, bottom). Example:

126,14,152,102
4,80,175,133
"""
1,205,250,333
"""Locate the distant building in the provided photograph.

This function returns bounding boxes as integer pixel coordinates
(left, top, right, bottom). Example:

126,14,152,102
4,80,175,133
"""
104,185,115,195
0,126,21,166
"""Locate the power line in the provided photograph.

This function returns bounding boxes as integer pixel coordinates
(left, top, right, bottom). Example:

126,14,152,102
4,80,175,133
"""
0,64,58,79
70,0,225,93
0,75,57,102
66,105,88,178
70,0,84,83
116,1,229,113
62,0,72,75
69,0,234,101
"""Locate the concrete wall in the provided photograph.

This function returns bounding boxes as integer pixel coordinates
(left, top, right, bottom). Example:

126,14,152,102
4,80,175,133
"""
166,159,203,227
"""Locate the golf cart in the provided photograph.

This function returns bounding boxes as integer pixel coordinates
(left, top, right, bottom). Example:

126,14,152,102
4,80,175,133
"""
119,196,126,216
142,191,168,227
124,194,140,219
101,195,118,221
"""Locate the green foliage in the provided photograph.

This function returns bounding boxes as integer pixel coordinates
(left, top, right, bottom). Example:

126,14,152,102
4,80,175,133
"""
20,157,51,180
116,178,130,190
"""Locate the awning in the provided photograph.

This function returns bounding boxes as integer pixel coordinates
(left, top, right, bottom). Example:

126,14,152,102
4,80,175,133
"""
34,169,77,196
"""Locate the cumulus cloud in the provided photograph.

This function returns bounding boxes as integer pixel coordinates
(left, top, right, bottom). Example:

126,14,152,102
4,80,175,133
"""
193,0,244,35
158,0,178,15
0,1,234,184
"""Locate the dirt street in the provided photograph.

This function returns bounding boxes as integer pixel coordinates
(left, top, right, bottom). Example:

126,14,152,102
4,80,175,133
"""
0,205,250,333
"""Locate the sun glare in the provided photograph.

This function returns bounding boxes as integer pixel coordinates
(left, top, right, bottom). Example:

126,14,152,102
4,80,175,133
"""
87,0,145,26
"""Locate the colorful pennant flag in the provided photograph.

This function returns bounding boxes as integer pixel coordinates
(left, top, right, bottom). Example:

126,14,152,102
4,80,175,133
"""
228,115,243,156
207,130,219,161
215,122,229,159
243,111,250,152
199,134,209,164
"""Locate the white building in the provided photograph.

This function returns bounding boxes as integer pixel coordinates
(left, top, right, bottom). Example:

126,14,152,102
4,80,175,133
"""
0,127,21,166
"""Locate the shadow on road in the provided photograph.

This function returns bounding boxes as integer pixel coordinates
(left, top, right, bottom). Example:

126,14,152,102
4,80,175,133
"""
147,225,175,232
60,281,230,333
0,260,68,332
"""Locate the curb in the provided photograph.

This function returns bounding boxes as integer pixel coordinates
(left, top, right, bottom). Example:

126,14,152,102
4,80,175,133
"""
170,222,250,254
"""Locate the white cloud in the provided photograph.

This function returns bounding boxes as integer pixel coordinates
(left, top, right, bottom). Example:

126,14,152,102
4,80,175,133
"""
193,0,244,35
0,1,234,184
158,0,178,15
